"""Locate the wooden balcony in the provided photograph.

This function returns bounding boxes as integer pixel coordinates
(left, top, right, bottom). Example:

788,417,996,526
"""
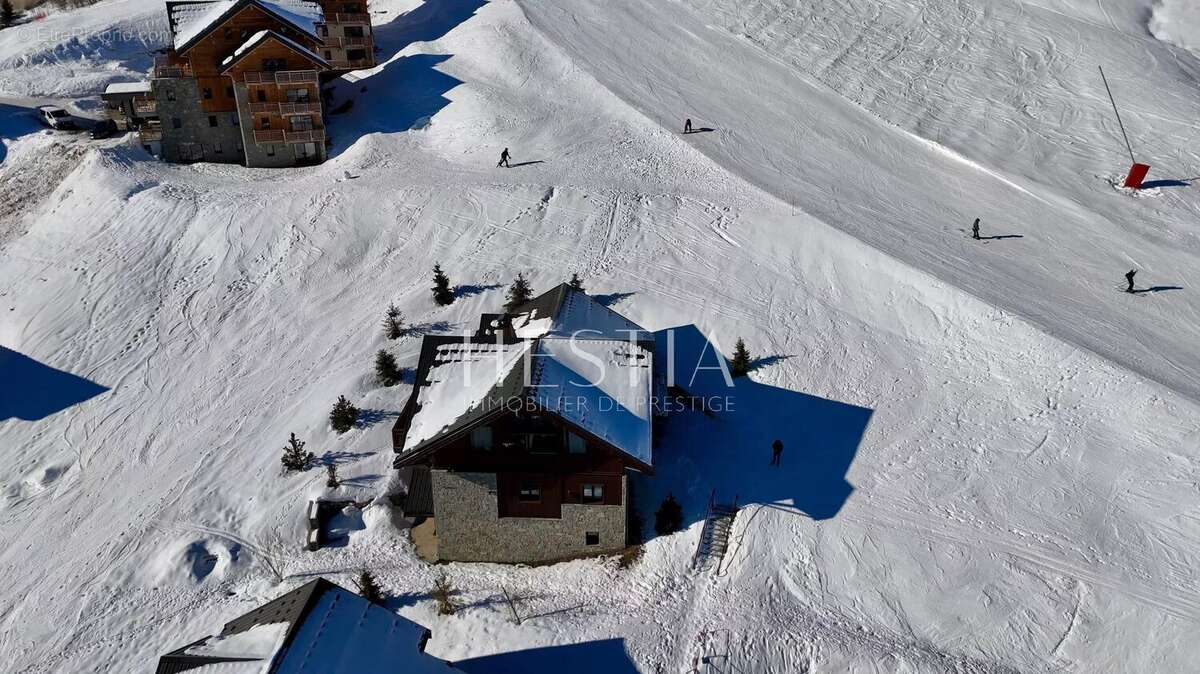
323,12,370,24
321,36,371,48
139,124,162,142
133,99,156,114
251,128,326,145
327,58,374,70
244,70,319,85
248,101,322,115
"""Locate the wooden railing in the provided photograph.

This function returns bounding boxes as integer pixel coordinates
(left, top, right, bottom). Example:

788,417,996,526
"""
244,70,319,85
321,36,371,47
249,101,321,115
323,12,370,24
252,128,326,145
139,124,162,142
327,58,374,70
133,99,156,114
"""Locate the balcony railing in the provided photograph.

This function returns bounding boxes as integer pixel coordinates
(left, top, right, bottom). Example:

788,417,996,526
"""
139,124,162,142
327,58,374,70
133,99,156,114
245,70,319,85
249,101,322,115
321,36,371,47
252,128,326,145
323,12,370,24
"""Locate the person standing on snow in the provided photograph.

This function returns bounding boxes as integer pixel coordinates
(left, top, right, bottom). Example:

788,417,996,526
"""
771,439,783,466
498,148,510,168
684,118,693,134
1125,269,1137,293
972,218,981,240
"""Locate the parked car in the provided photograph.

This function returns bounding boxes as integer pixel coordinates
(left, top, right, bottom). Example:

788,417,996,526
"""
90,119,118,139
37,105,75,130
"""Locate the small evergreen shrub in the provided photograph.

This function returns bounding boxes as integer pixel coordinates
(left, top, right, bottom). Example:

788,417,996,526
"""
329,395,359,434
654,493,683,536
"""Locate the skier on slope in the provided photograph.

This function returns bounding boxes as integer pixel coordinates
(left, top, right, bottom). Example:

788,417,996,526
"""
972,218,981,240
684,118,693,134
1125,269,1137,293
498,148,510,168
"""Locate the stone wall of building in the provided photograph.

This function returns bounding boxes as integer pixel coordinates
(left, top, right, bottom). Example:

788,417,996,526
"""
153,77,244,164
431,470,627,563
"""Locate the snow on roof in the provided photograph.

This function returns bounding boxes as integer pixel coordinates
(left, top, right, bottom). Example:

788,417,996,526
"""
402,341,531,451
185,622,288,661
532,337,653,465
171,0,323,52
103,81,152,95
220,29,329,69
271,586,446,674
511,284,648,341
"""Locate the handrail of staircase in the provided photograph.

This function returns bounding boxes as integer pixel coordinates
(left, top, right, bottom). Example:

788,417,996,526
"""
690,488,716,568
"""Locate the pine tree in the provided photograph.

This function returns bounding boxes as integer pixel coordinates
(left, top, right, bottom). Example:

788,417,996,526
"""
375,349,402,386
329,395,359,434
431,572,457,615
505,272,533,311
382,303,404,340
0,0,13,29
281,433,314,472
654,493,683,536
432,264,454,306
730,338,752,378
568,273,584,292
358,570,384,606
326,463,340,488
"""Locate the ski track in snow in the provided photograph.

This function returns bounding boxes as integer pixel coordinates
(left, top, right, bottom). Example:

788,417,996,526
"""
1,0,1200,672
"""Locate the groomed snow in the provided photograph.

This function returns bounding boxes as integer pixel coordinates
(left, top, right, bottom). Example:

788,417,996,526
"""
2,0,1200,671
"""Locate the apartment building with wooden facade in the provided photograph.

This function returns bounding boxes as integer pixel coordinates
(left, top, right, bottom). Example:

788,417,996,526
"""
137,0,375,167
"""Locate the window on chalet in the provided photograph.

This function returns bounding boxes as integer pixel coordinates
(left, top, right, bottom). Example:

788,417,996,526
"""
290,115,314,132
345,26,364,38
202,87,213,99
518,484,541,502
324,50,332,60
286,88,310,103
261,117,271,129
166,89,176,101
318,25,328,37
230,113,239,126
207,115,218,127
266,144,275,156
567,432,586,454
346,48,367,61
585,531,600,546
171,117,181,129
262,58,286,72
342,3,362,12
225,86,234,98
256,89,267,102
213,142,222,154
582,484,604,503
526,431,558,454
470,426,492,451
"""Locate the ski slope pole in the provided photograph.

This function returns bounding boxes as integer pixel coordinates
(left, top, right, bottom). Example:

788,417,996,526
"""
1099,65,1136,165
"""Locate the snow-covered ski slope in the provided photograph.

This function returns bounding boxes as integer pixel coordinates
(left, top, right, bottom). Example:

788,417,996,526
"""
2,0,1200,671
519,0,1200,403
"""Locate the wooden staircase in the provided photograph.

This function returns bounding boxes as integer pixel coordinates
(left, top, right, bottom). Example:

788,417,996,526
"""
692,490,739,572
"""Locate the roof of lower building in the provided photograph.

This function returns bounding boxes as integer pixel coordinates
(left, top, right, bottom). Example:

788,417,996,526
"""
156,578,448,674
167,0,324,54
220,29,330,71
